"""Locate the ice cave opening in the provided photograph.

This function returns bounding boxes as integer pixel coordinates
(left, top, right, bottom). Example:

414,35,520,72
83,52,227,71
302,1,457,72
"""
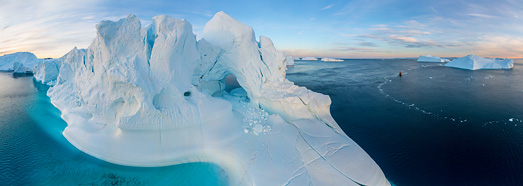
223,74,241,93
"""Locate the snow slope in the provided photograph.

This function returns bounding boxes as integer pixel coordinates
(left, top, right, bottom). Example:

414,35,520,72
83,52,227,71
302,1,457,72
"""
45,12,390,186
417,54,449,63
321,57,343,62
445,55,513,70
0,52,39,73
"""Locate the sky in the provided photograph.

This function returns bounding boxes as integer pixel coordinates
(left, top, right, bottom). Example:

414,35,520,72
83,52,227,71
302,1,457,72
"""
1,0,522,58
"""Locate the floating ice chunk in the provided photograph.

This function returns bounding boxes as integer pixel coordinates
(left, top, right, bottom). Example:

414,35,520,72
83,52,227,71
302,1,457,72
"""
445,55,513,70
34,59,61,85
301,56,318,60
417,54,449,63
321,57,344,62
0,52,39,73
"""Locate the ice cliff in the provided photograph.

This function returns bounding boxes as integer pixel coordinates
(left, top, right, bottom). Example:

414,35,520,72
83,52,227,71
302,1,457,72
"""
417,54,449,63
43,12,390,186
445,55,513,70
0,52,39,73
321,58,343,62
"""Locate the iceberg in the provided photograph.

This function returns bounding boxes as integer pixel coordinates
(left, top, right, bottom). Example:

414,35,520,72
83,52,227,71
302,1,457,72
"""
321,57,344,62
292,56,301,60
0,52,39,73
33,48,87,85
301,56,318,60
44,12,390,185
33,59,61,85
286,56,295,66
417,54,449,63
445,55,514,70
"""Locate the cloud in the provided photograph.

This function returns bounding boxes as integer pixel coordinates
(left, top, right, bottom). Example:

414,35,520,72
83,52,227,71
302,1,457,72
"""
472,36,523,57
0,0,103,57
321,4,334,10
333,47,376,52
358,41,378,47
467,13,495,19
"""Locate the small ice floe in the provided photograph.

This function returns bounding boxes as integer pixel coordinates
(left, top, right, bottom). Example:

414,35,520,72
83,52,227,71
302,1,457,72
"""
509,118,514,122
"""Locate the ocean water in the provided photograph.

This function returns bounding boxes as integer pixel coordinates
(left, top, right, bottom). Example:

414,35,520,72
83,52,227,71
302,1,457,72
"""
1,59,522,186
0,73,228,186
287,59,523,186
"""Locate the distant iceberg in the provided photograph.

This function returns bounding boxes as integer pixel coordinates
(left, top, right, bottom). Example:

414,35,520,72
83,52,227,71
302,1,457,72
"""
321,57,344,62
286,56,294,66
39,12,390,186
445,55,513,70
0,52,39,73
301,56,318,60
417,54,449,63
292,56,301,60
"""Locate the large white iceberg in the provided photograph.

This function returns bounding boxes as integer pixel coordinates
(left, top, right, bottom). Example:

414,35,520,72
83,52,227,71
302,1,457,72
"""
417,54,449,63
321,57,344,62
0,52,39,73
301,56,318,60
44,12,390,185
445,55,514,70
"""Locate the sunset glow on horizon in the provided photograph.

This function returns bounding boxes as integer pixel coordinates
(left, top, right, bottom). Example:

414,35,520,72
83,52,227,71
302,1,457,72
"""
1,0,522,59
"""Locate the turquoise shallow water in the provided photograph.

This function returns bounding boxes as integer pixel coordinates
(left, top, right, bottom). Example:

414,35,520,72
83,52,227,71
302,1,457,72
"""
0,72,228,186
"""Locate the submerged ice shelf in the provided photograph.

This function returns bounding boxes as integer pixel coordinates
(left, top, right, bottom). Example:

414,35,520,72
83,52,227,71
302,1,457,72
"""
34,12,390,185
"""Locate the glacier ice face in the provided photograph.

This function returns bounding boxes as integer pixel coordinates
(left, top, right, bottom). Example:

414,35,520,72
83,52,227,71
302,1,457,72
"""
321,57,344,62
0,52,39,73
445,55,514,70
45,11,390,186
417,54,449,63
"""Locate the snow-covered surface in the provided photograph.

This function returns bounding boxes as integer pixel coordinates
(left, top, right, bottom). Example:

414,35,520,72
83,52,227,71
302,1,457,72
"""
44,12,390,186
301,56,318,60
286,56,295,66
0,52,39,73
445,55,514,70
321,57,343,62
417,54,449,63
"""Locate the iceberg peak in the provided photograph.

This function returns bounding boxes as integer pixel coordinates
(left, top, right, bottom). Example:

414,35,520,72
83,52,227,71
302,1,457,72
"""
40,12,390,186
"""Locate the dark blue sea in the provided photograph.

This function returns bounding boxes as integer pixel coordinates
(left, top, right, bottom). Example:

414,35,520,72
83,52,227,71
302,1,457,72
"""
286,59,523,186
1,58,522,186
